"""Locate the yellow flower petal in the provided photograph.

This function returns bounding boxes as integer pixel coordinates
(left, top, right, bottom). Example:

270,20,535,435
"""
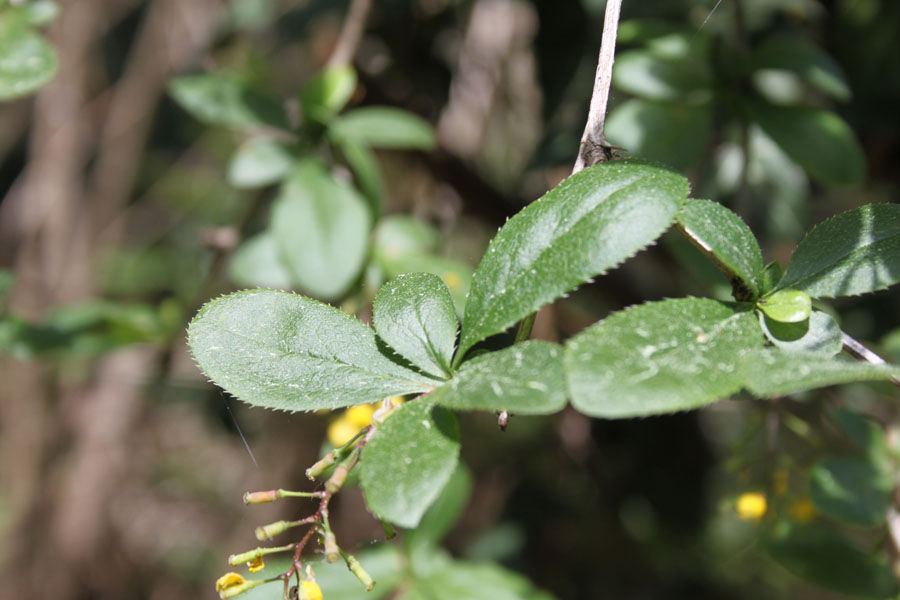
442,271,462,290
247,556,264,572
216,573,246,592
345,404,375,428
300,580,323,600
327,417,360,447
735,492,767,521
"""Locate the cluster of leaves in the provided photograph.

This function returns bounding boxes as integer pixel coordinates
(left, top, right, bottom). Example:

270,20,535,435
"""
0,0,58,101
168,66,473,306
604,17,865,239
189,159,900,597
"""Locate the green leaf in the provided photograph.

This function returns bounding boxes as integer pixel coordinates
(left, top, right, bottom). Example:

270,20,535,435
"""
831,408,889,461
742,349,900,398
227,139,294,188
271,160,371,300
758,310,842,356
300,65,356,124
809,457,892,526
612,35,713,104
751,35,851,101
337,139,384,217
373,273,458,379
759,261,784,295
11,1,60,27
763,522,899,599
381,254,473,318
757,289,811,323
565,298,762,418
329,107,436,150
228,232,293,290
605,99,712,171
0,269,13,296
187,290,434,412
0,17,57,101
675,198,764,300
748,101,865,186
777,204,900,298
406,464,472,552
431,341,567,415
457,160,688,363
360,400,460,528
168,73,289,130
403,562,556,600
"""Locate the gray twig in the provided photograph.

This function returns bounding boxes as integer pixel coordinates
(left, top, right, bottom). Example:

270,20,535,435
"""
573,0,623,174
327,0,373,67
842,332,900,388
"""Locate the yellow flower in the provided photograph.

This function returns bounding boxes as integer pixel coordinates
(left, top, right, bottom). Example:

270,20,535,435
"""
216,573,246,592
327,417,360,447
247,556,264,572
735,492,767,521
345,404,375,428
388,396,405,407
300,579,323,600
788,498,817,523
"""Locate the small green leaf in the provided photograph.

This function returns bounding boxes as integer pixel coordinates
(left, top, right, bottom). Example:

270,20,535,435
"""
228,232,293,290
742,348,900,398
168,73,289,130
337,138,384,217
751,35,850,101
759,261,784,295
809,457,892,526
373,273,458,379
0,17,57,101
300,65,356,124
757,289,811,323
11,1,60,27
763,522,899,599
431,341,567,415
777,204,900,298
748,100,865,186
758,310,842,356
361,400,460,529
565,298,762,418
406,464,472,552
381,254,473,317
605,99,712,171
271,160,371,300
831,408,889,461
0,269,13,296
403,562,556,600
457,160,688,363
329,107,436,150
675,198,764,300
187,290,434,412
227,139,294,188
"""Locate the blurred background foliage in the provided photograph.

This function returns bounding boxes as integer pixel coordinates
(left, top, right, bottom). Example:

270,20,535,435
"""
1,0,899,598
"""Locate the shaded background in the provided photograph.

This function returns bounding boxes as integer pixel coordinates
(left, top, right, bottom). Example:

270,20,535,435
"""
1,0,899,598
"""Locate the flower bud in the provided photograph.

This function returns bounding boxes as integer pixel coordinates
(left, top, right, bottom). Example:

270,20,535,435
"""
325,464,349,494
346,554,375,592
243,490,279,504
255,520,290,541
299,580,323,600
306,452,336,480
323,530,340,563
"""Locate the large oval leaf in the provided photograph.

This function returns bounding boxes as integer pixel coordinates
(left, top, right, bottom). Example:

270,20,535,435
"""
777,204,900,298
605,99,712,171
749,101,865,186
431,341,567,415
675,198,764,300
227,139,294,188
228,232,292,290
565,298,762,418
456,160,688,363
271,160,371,300
188,290,433,412
360,400,460,529
373,273,458,379
0,17,57,101
809,456,892,527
